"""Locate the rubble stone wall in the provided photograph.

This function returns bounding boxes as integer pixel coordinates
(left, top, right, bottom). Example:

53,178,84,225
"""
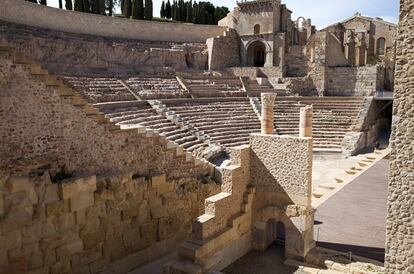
0,21,208,75
0,0,224,43
385,0,414,272
250,134,312,207
0,51,211,181
207,29,241,70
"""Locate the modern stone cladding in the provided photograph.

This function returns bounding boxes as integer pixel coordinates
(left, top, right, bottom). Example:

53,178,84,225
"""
385,0,414,272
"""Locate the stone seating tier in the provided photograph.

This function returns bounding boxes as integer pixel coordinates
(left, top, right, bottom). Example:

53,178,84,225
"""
165,99,261,148
96,102,207,153
125,77,190,99
184,76,246,98
63,76,135,103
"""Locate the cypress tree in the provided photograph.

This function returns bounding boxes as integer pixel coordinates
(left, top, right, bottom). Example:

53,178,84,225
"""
131,0,138,19
160,1,165,18
58,0,63,8
82,0,91,12
137,0,144,19
39,0,47,5
123,0,132,18
144,0,153,20
74,0,83,11
90,0,98,13
186,0,192,23
99,0,105,14
120,0,125,14
165,0,172,19
171,0,176,20
65,0,73,10
107,0,114,16
26,0,38,3
192,1,197,23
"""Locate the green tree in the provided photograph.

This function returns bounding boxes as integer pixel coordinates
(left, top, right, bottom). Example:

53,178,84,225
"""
26,0,38,3
74,0,83,11
160,1,165,18
58,0,63,8
65,0,73,10
144,0,153,20
165,0,172,19
123,0,132,18
39,0,47,5
132,0,143,19
137,0,144,19
106,0,114,16
186,0,192,22
82,0,91,12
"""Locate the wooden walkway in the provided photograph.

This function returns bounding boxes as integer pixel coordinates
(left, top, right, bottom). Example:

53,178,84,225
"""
314,159,389,262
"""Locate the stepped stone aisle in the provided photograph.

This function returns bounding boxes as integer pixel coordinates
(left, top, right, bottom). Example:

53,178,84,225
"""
246,78,287,97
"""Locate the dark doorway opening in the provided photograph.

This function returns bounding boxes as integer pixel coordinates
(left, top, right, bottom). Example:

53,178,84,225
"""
247,41,266,67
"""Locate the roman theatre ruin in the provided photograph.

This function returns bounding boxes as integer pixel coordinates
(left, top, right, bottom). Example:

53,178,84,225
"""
0,0,412,273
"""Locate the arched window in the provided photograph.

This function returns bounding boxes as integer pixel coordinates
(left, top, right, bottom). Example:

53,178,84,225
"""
254,24,261,35
377,37,386,56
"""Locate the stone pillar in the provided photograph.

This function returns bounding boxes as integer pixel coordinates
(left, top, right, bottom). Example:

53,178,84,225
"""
261,93,277,134
299,105,313,138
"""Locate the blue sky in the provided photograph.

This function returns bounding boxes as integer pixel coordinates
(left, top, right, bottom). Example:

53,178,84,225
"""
46,0,399,29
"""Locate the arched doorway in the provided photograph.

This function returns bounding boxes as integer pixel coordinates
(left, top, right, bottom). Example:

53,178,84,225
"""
247,40,267,67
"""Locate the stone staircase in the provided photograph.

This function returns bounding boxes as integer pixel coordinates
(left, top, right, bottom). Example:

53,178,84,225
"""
183,76,247,98
0,44,213,172
168,146,254,273
273,97,364,153
246,78,287,97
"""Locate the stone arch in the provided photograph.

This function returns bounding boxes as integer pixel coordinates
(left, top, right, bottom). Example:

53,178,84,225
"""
246,39,270,67
297,16,306,30
254,24,261,35
377,37,386,56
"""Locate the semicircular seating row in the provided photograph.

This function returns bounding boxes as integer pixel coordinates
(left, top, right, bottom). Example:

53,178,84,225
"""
62,75,364,156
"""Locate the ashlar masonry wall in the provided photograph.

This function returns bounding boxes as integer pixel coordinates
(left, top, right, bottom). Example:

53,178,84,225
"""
385,0,414,272
0,48,221,273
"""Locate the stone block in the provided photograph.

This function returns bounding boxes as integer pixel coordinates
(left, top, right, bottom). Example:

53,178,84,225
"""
140,222,158,242
111,250,148,274
27,267,49,274
1,207,33,233
28,251,44,270
44,184,59,205
150,174,166,187
56,240,84,260
0,194,4,216
71,245,102,266
69,192,94,212
157,183,174,196
82,230,105,250
0,229,22,250
59,175,97,200
52,213,76,232
6,176,32,193
46,200,69,217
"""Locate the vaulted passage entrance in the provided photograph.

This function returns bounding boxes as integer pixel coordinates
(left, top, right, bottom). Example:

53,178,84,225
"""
247,41,266,67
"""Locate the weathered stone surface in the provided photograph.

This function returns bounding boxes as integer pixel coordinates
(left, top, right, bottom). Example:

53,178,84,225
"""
69,192,94,212
60,175,97,200
385,1,414,272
